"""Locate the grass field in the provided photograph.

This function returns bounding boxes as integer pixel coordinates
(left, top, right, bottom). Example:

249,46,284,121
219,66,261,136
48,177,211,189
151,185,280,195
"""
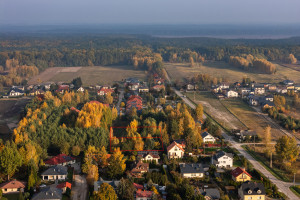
222,99,285,140
29,65,147,86
165,61,300,83
185,91,246,130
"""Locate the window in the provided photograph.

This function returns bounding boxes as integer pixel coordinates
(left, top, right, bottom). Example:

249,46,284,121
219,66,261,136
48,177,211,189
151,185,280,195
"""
257,197,262,200
248,197,252,200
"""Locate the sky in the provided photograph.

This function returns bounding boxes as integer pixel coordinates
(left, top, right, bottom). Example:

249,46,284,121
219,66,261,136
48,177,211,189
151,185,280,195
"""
1,0,300,25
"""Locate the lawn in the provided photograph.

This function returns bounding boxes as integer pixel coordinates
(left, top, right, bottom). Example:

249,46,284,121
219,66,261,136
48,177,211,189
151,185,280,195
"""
165,61,300,83
2,193,19,200
222,99,284,140
29,65,147,86
185,91,246,130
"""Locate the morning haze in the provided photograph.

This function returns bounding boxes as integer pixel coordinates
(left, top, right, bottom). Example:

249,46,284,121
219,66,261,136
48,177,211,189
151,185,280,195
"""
1,0,300,25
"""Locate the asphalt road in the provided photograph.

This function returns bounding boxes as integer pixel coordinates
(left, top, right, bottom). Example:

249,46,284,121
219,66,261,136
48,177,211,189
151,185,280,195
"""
72,175,88,200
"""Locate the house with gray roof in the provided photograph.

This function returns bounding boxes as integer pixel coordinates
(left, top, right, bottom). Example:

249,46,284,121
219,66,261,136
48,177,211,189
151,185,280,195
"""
179,163,204,178
238,181,266,200
211,151,233,168
94,177,120,192
31,187,62,200
41,165,68,181
199,188,220,200
201,132,216,143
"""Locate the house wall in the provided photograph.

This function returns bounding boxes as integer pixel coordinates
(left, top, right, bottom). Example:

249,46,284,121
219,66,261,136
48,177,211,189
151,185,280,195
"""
1,188,22,194
42,175,66,181
182,173,204,178
168,146,184,159
233,174,251,182
215,156,233,168
203,136,216,143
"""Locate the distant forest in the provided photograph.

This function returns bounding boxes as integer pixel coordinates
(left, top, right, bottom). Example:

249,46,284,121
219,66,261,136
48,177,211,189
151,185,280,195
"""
0,34,299,80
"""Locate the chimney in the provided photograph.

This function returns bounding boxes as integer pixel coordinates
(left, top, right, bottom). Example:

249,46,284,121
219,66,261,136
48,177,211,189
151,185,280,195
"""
51,193,54,196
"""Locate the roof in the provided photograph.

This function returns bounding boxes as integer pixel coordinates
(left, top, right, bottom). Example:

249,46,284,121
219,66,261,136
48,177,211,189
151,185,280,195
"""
131,161,149,173
167,141,185,152
0,180,26,189
213,151,233,160
199,188,221,199
136,190,153,198
44,154,75,166
201,132,213,138
240,181,266,196
180,163,204,174
98,88,114,94
97,177,120,189
133,183,144,190
231,167,252,178
31,187,62,200
56,182,72,189
41,165,68,176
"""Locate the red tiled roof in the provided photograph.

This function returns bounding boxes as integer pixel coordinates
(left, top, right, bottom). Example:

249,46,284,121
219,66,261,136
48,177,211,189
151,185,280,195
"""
131,161,149,174
44,154,75,166
231,167,252,178
97,88,114,94
58,85,69,90
152,85,165,89
56,182,72,189
0,180,26,189
167,141,185,152
70,107,80,113
133,183,144,190
136,190,153,198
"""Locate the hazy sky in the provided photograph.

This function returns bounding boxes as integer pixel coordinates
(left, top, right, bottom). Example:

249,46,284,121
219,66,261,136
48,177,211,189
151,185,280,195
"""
1,0,300,25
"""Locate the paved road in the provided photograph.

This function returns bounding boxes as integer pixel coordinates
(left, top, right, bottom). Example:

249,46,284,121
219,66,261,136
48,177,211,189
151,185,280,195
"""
72,175,88,200
116,90,124,114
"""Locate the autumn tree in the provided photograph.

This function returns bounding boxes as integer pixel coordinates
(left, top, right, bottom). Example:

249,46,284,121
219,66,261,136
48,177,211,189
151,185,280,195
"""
105,92,113,105
117,178,136,200
285,54,297,64
107,149,126,178
72,145,81,156
195,104,204,121
93,183,117,200
264,126,273,157
275,136,299,168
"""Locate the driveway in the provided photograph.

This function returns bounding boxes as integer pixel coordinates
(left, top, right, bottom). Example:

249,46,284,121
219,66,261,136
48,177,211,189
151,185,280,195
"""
71,175,88,200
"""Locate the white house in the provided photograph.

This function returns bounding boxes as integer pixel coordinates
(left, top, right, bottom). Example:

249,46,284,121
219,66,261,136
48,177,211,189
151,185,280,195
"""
141,153,160,164
179,163,204,178
201,132,216,143
167,141,185,159
77,87,85,92
41,165,68,181
211,151,233,168
226,90,238,98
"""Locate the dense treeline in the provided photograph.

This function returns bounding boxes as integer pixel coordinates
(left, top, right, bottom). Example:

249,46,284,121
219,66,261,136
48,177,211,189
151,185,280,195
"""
0,35,299,72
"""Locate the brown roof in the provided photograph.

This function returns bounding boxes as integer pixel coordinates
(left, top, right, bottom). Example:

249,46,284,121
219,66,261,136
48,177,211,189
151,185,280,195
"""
0,180,26,189
167,141,185,152
131,161,149,174
231,167,252,178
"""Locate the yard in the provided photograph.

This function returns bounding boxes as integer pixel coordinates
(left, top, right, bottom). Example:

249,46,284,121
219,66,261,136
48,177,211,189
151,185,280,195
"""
29,65,147,86
165,61,300,83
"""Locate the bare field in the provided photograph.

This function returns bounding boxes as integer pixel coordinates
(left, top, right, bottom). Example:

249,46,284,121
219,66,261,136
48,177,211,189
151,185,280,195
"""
222,99,285,140
165,61,300,83
29,66,147,86
185,91,246,130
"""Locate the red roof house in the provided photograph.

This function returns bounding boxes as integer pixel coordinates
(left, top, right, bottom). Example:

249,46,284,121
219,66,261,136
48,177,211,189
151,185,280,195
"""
97,88,114,96
56,182,72,193
133,183,144,191
126,95,143,112
0,180,26,194
136,190,153,200
44,154,76,166
231,167,252,182
167,141,185,159
56,85,69,94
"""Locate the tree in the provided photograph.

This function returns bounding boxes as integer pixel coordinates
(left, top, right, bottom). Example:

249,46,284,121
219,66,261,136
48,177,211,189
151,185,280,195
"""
195,104,204,121
86,164,99,185
105,92,113,105
285,54,297,64
275,136,299,168
0,141,22,180
107,149,126,178
117,178,135,200
72,146,81,156
72,77,82,89
93,183,117,200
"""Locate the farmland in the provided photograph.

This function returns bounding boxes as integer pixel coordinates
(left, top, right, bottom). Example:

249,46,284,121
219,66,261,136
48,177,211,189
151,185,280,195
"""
29,66,147,86
165,61,300,83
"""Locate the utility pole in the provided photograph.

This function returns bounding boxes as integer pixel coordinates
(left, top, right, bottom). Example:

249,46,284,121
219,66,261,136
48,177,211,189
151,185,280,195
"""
253,135,256,151
294,173,296,186
270,152,272,168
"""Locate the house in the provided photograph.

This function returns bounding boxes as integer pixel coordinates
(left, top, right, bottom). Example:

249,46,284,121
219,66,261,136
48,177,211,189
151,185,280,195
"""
167,141,185,159
56,182,72,193
186,83,198,91
233,130,257,141
276,86,288,94
295,84,300,91
231,167,252,182
283,79,294,85
138,86,149,93
41,165,68,181
253,85,265,95
179,163,204,178
9,87,24,96
201,132,216,143
261,101,275,109
238,181,266,200
140,153,160,164
94,177,120,192
264,94,273,102
128,83,140,91
0,180,26,194
97,87,114,96
126,95,143,112
226,90,238,98
136,190,153,200
248,95,259,106
44,154,76,166
211,151,233,168
77,87,85,92
130,161,149,178
199,188,220,200
133,183,144,191
219,82,230,89
31,187,62,200
56,85,69,94
268,85,277,92
152,85,165,92
29,89,45,96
